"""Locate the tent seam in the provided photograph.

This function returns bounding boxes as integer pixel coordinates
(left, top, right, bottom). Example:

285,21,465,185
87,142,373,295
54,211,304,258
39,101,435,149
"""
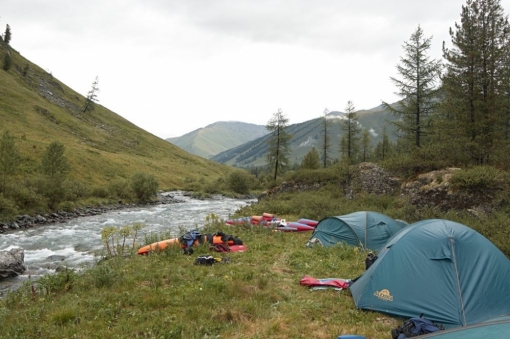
451,237,467,326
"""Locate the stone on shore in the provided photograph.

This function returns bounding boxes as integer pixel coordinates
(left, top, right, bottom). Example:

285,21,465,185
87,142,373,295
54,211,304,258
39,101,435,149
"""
0,248,27,279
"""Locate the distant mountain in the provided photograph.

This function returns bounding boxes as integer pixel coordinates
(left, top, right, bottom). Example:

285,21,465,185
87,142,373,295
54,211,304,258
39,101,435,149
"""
211,105,398,168
166,121,268,158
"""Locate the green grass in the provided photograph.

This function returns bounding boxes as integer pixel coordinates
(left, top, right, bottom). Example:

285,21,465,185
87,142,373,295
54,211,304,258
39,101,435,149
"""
2,190,509,338
1,221,398,339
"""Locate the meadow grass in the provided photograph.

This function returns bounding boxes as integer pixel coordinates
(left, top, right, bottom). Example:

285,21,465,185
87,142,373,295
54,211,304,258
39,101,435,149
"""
1,189,509,339
0,220,399,339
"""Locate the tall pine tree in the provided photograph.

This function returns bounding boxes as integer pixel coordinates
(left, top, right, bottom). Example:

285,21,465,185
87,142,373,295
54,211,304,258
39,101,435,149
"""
441,0,510,165
382,25,441,150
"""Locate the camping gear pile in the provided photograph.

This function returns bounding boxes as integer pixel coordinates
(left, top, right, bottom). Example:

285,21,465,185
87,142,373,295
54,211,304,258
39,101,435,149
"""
137,230,246,255
225,213,318,232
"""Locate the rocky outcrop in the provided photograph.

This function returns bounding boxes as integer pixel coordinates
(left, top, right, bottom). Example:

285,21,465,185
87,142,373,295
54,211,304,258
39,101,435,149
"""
260,163,499,213
354,162,401,196
400,168,496,212
260,162,401,200
0,248,26,279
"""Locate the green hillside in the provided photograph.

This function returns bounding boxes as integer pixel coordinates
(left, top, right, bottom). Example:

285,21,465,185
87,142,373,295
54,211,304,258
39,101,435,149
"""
0,43,231,191
167,121,268,158
211,107,398,167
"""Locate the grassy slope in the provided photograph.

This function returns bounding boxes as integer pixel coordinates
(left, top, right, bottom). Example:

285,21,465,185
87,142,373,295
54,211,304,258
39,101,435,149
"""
0,44,230,189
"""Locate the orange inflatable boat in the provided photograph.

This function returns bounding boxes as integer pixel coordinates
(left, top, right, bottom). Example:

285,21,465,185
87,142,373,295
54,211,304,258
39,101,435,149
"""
137,233,245,255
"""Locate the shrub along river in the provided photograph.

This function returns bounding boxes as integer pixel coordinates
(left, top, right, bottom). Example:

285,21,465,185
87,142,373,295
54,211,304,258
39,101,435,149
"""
0,191,254,295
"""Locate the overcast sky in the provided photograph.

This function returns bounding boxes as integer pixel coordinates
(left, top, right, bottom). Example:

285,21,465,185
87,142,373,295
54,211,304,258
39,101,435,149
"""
4,0,510,139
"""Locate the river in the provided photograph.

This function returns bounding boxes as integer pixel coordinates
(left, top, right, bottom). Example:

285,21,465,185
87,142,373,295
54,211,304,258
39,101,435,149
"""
0,191,254,295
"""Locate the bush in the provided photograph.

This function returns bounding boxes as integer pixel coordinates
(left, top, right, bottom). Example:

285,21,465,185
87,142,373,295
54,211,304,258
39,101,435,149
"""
228,171,254,194
63,180,91,201
4,182,46,213
130,172,159,202
450,166,510,192
91,186,109,198
0,193,18,222
285,167,342,185
107,178,132,200
58,201,76,212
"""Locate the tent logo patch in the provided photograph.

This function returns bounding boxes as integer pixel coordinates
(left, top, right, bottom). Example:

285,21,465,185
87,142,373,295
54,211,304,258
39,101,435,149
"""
374,289,393,301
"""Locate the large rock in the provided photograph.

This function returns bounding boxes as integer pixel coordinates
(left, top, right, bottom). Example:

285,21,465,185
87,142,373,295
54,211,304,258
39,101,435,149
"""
355,162,401,195
399,167,496,211
0,248,27,279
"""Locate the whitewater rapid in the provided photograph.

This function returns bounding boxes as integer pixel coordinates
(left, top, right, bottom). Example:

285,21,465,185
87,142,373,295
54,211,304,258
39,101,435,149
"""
0,191,254,295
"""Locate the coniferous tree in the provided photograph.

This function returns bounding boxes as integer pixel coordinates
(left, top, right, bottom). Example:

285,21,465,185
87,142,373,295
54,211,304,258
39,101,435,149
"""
321,108,332,168
2,53,12,71
0,131,21,194
441,0,510,165
339,100,361,163
3,24,11,45
41,141,70,209
360,129,372,162
300,148,320,170
373,126,393,161
83,76,100,112
382,25,442,150
266,109,292,180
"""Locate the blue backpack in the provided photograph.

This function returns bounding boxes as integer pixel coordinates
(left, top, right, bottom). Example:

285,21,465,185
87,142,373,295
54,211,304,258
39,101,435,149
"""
391,316,441,339
179,230,202,248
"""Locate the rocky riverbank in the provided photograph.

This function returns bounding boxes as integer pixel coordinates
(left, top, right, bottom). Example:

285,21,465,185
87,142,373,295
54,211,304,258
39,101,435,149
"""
0,192,187,234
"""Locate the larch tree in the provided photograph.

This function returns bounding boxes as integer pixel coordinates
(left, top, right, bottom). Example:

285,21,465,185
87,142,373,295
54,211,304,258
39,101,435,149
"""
83,76,100,112
441,0,510,165
382,25,442,150
321,108,332,168
373,126,392,161
266,109,292,181
339,100,361,163
360,128,372,162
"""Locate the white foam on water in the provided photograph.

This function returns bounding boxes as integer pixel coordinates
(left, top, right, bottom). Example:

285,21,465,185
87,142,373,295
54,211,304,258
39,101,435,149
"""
0,193,255,293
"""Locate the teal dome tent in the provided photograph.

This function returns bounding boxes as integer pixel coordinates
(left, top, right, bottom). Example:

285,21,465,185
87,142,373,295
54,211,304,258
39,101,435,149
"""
418,317,510,338
306,211,407,252
349,219,510,328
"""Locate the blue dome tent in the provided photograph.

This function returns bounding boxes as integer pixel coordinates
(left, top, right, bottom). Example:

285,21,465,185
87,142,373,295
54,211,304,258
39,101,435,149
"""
418,316,510,338
349,219,510,328
306,211,407,252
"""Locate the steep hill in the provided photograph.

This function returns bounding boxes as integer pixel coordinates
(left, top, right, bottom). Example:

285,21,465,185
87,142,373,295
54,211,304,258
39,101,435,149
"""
167,121,267,158
211,106,398,167
0,43,230,189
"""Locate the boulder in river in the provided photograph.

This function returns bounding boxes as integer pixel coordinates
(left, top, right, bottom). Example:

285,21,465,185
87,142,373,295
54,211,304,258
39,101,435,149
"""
0,248,27,279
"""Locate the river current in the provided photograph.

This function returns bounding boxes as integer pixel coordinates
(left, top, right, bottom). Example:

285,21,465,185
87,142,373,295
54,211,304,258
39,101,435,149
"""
0,191,254,295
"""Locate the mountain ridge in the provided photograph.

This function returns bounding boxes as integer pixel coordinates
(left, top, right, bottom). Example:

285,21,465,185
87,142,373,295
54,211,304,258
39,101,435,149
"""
166,121,267,158
210,106,398,168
